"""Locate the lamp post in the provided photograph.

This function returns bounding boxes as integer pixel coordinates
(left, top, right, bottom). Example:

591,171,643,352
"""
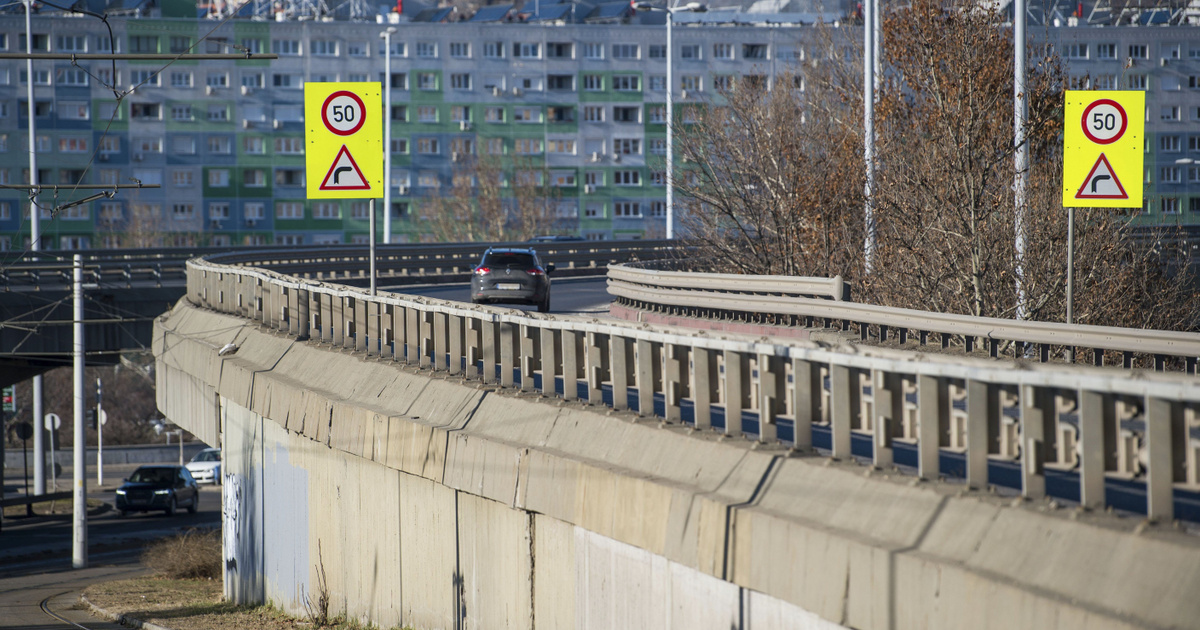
635,2,706,240
380,27,397,244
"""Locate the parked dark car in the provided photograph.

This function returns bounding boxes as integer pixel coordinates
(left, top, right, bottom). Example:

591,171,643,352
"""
470,248,555,312
115,465,200,517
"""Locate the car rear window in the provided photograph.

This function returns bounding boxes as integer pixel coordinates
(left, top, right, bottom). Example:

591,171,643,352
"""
483,252,536,268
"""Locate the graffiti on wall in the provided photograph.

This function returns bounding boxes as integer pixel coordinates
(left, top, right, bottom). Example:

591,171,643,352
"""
224,471,241,572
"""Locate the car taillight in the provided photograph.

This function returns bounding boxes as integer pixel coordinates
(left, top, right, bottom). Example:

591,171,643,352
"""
527,268,544,275
474,266,491,275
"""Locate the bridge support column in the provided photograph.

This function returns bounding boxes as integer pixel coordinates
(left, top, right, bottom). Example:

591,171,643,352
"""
872,369,895,468
692,347,715,430
610,336,633,411
966,380,994,490
520,325,539,391
790,358,819,451
829,364,854,459
540,327,559,396
561,330,582,400
499,321,516,387
723,350,746,437
587,333,608,405
757,354,784,443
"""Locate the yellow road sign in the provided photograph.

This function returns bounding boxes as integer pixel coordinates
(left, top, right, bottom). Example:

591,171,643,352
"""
1062,90,1144,208
305,82,383,200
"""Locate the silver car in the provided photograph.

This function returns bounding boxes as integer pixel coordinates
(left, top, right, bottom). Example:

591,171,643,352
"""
185,447,222,485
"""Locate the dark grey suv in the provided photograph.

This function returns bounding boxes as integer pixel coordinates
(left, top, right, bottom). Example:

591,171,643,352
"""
470,248,554,312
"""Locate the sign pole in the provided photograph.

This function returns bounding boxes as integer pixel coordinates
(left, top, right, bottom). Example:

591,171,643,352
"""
1066,206,1075,363
370,198,377,296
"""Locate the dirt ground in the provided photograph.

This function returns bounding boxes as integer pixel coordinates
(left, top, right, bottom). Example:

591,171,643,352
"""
83,578,312,630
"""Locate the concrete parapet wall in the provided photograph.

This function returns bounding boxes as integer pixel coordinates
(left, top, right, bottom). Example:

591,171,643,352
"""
156,300,1200,630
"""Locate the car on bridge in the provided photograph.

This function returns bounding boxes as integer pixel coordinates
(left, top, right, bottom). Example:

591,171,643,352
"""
470,248,555,312
114,465,200,517
185,447,222,485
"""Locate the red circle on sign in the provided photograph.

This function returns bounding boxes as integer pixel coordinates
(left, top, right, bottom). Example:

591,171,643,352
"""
1080,99,1127,145
321,91,366,136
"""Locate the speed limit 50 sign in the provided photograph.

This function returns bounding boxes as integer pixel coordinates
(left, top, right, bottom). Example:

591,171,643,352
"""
1062,91,1144,208
304,82,383,200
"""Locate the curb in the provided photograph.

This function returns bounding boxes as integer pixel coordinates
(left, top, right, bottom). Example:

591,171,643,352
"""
81,593,175,630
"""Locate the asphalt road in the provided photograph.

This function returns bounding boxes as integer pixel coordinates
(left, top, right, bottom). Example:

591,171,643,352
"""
383,275,613,316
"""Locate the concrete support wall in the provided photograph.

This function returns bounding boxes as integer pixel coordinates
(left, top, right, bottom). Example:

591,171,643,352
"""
156,301,1200,630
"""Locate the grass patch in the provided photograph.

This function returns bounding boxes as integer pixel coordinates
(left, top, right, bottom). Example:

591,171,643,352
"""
141,529,222,579
2,498,104,517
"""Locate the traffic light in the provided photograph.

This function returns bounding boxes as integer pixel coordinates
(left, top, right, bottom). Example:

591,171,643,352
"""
86,408,96,430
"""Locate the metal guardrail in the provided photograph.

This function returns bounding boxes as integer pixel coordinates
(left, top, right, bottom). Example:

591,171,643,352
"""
183,254,1200,523
608,263,1200,371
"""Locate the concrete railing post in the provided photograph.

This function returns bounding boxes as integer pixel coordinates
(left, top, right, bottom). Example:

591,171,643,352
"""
1078,389,1108,510
1145,397,1180,521
466,317,483,377
499,321,516,387
587,333,608,405
354,298,368,353
829,364,854,459
420,311,434,369
918,374,943,480
405,306,421,365
1019,384,1050,500
520,325,540,391
540,327,559,396
724,350,746,437
966,380,992,489
331,295,345,346
758,354,785,443
872,369,895,468
449,314,465,375
367,300,382,356
664,344,688,422
611,336,632,410
561,330,582,400
635,339,656,417
296,288,310,341
434,311,448,371
692,347,715,430
790,358,819,451
481,319,498,383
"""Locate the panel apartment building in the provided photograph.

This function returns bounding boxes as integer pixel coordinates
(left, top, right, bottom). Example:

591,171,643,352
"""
0,0,1196,249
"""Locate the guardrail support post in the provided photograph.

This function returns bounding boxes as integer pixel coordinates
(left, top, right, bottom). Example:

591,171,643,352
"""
389,305,403,361
587,333,609,405
448,315,464,374
499,321,516,386
692,348,715,430
1078,389,1108,510
434,311,448,371
872,370,895,467
917,375,942,480
966,379,992,489
1145,397,1180,521
420,311,435,369
540,327,559,396
466,317,483,377
636,340,656,417
562,330,582,400
830,364,854,459
405,306,421,365
790,358,818,451
611,336,632,410
724,350,746,437
1019,384,1051,500
331,296,345,347
520,325,539,390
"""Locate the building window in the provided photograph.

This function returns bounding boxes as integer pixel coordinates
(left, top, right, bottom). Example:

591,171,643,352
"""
275,169,305,186
612,75,640,91
713,75,734,91
450,42,470,58
614,170,641,186
585,202,604,218
514,107,541,123
583,74,603,91
680,44,700,60
713,43,733,59
513,42,540,58
209,202,230,220
385,72,408,90
483,41,504,58
614,138,640,154
417,72,438,91
131,103,161,120
548,106,575,122
417,106,438,123
313,202,340,219
272,39,301,55
1161,135,1182,152
347,41,367,57
276,202,303,219
548,139,576,154
172,203,195,220
416,41,438,58
614,201,641,217
515,139,543,155
390,138,409,154
1129,44,1148,59
548,75,574,91
172,170,194,187
648,76,666,91
1097,43,1116,59
1063,43,1088,59
417,138,440,154
547,42,572,58
584,106,604,122
1161,197,1180,214
244,169,266,187
391,105,408,121
1161,167,1182,183
1162,106,1181,121
129,36,159,53
612,43,639,59
649,138,667,155
485,107,505,123
275,137,303,154
130,70,159,86
450,73,472,90
170,71,192,87
451,106,471,122
208,169,230,187
681,75,702,92
57,68,88,86
583,42,604,60
613,107,639,123
206,72,228,88
207,105,229,121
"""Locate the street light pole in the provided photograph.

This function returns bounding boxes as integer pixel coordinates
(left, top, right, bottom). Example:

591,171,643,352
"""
380,27,396,245
25,0,46,498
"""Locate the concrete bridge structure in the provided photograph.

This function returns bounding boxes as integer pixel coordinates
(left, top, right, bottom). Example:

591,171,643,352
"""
155,252,1200,630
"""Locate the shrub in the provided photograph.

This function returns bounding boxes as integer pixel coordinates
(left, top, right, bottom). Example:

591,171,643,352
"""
141,528,222,579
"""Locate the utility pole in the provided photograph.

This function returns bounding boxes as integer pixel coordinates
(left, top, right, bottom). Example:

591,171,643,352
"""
72,255,87,569
26,0,45,499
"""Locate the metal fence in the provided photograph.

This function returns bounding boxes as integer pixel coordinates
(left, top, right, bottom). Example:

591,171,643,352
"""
188,254,1200,522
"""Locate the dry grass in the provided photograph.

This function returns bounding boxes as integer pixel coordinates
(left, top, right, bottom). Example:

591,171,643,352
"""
140,528,222,579
2,498,104,517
